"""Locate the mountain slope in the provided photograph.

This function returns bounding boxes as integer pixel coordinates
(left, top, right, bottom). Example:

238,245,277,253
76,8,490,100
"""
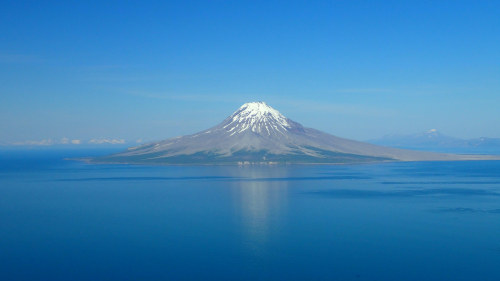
92,102,497,164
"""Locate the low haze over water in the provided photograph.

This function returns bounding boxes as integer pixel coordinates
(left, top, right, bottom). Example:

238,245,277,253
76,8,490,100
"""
1,149,500,281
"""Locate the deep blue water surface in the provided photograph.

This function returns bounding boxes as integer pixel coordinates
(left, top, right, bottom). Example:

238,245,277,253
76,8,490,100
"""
1,149,500,280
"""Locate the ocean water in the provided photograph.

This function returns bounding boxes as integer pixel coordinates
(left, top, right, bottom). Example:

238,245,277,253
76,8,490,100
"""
1,149,500,281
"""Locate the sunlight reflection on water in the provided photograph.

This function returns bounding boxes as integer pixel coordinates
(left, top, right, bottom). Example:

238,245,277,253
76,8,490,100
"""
231,167,289,253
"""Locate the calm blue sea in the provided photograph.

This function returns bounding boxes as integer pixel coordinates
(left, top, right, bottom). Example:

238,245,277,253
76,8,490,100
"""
1,149,500,281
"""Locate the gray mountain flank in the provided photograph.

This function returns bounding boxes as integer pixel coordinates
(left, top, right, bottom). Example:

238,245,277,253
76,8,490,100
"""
91,102,499,165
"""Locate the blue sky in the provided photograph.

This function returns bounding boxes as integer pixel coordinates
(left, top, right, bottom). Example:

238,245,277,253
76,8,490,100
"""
1,0,499,144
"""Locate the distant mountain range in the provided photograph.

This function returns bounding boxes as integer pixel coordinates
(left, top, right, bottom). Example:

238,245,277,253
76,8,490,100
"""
90,102,497,165
368,129,500,154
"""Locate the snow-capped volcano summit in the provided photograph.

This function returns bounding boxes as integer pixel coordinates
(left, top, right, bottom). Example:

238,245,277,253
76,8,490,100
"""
92,102,497,164
221,101,302,136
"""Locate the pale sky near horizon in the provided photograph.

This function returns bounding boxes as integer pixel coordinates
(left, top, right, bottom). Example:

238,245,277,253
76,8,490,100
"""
1,0,499,143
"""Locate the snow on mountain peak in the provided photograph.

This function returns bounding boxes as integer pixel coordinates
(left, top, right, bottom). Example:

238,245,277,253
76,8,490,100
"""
237,101,286,120
222,101,292,135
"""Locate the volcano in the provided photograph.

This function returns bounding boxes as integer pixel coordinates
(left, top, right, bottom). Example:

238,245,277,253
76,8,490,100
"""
92,102,495,164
